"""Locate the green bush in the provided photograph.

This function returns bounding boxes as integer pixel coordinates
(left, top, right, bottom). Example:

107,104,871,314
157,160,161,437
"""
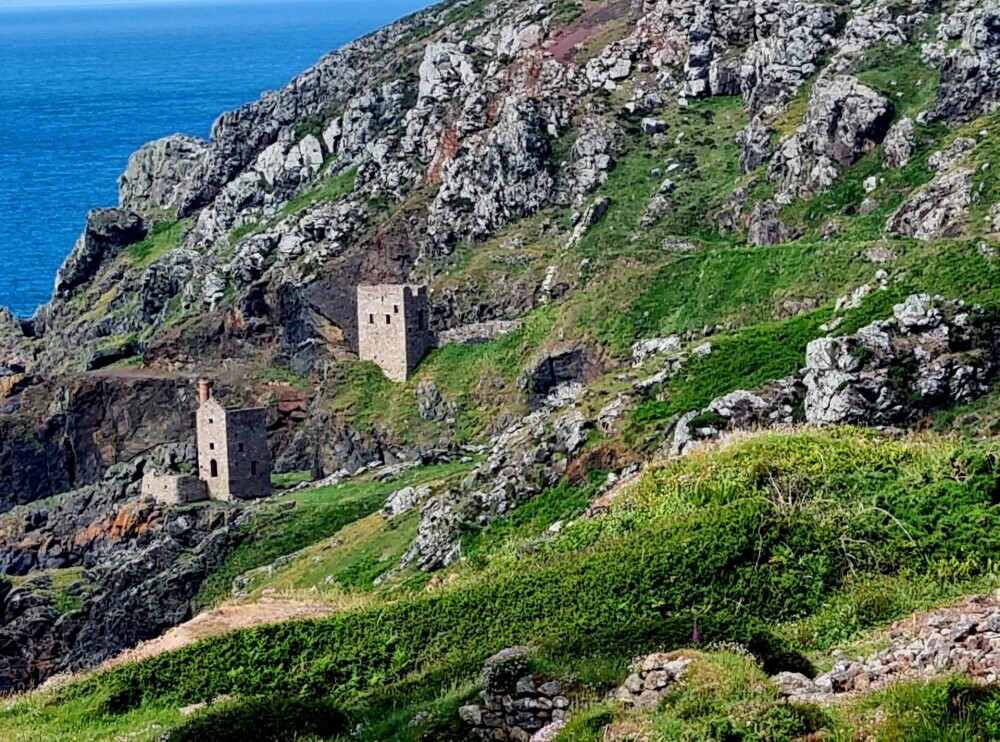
170,696,347,742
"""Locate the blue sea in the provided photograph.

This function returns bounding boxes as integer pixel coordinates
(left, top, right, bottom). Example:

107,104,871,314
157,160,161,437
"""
0,0,428,317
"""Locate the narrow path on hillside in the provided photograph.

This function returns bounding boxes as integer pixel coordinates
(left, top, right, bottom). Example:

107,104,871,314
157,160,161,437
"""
102,599,335,668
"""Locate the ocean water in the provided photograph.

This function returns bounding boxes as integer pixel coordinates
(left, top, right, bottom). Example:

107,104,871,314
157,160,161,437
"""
0,0,428,318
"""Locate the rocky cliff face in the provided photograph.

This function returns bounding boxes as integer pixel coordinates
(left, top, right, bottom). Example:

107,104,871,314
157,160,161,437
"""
0,375,200,514
0,458,251,692
3,0,996,386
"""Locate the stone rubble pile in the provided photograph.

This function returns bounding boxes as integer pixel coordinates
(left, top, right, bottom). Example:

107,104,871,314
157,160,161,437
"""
774,594,1000,701
614,652,693,710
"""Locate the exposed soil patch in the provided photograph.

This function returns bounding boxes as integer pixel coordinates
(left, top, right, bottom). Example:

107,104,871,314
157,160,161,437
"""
547,0,632,64
102,599,335,668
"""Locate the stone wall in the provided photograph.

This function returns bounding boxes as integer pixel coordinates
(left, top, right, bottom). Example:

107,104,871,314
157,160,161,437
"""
437,320,522,347
140,473,208,504
357,284,431,381
224,407,271,500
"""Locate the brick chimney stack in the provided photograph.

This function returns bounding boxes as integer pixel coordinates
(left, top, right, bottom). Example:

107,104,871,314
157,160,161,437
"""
198,379,212,406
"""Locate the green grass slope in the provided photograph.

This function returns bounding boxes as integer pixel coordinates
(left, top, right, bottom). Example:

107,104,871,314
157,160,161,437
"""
9,428,1000,740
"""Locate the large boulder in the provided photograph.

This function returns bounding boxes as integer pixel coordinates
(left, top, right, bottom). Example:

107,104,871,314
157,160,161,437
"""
669,379,805,456
119,134,212,218
769,76,893,199
885,167,974,240
53,209,146,301
747,200,799,246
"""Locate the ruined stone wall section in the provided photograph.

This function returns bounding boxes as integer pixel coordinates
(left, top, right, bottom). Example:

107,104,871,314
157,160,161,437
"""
357,284,431,381
140,473,208,505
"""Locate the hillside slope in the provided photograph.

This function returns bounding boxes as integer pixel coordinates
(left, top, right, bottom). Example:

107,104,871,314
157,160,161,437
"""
8,0,1000,738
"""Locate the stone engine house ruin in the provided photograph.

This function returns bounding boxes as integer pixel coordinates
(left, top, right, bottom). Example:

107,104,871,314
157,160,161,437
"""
357,284,432,382
194,380,272,501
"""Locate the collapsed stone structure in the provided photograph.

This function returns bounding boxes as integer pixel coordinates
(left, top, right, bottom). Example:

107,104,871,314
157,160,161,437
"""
772,593,1000,701
357,284,432,382
459,647,572,741
139,472,207,505
615,652,693,709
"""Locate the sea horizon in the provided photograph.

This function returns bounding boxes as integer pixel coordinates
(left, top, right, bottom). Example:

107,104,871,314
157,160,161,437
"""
0,0,430,318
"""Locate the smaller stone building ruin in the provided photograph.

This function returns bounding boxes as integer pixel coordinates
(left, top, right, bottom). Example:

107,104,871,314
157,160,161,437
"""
195,380,272,501
357,284,432,382
140,473,208,505
140,381,272,505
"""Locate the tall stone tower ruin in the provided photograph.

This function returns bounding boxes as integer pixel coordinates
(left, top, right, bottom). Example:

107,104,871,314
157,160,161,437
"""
195,380,271,501
357,284,432,381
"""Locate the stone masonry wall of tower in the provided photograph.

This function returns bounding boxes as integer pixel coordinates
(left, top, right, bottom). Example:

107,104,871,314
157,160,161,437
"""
356,284,431,381
195,382,271,501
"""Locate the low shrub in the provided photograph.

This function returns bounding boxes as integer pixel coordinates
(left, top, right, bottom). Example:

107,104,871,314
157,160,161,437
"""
170,695,347,742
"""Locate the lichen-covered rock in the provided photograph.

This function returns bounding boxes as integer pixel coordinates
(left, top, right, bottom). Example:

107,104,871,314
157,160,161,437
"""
885,167,974,240
418,41,478,104
632,336,682,366
769,76,893,199
747,200,798,246
669,379,805,455
803,294,1000,425
558,117,623,204
399,402,591,572
737,115,773,173
415,379,447,422
429,96,554,249
739,0,845,114
119,134,212,218
883,117,916,169
381,485,431,520
928,137,977,172
565,197,611,249
933,0,1000,124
